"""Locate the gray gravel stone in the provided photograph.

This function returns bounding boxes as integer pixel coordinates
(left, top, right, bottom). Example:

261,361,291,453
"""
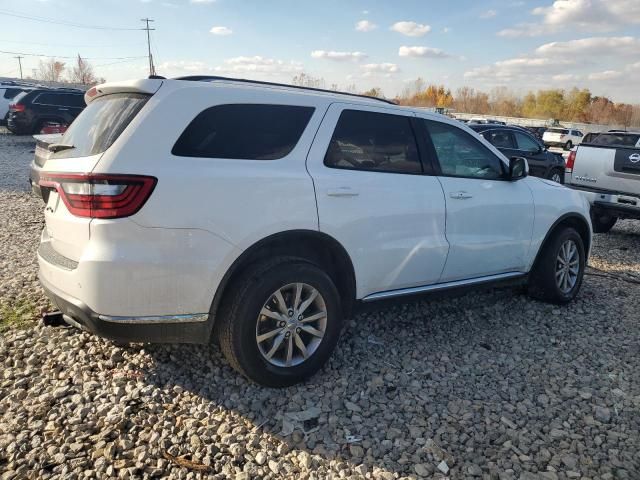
1,133,640,479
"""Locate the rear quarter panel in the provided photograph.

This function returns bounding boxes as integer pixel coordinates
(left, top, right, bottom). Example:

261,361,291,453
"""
91,83,330,304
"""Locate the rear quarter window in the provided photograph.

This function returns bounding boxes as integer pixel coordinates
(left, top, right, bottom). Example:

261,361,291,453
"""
172,104,315,160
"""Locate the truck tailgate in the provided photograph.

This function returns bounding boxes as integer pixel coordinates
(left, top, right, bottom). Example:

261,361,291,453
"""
571,145,640,195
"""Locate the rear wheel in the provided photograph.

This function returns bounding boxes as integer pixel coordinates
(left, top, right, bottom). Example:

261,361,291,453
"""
564,140,573,150
216,258,342,387
547,168,564,184
528,227,585,304
591,212,617,233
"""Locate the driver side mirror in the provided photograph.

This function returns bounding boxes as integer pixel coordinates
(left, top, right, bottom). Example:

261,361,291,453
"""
509,156,528,180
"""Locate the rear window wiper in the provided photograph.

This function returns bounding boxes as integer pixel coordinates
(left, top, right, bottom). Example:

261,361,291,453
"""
48,143,75,153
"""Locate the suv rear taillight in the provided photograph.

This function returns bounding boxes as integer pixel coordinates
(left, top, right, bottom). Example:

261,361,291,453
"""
38,173,157,219
566,150,576,173
9,103,24,112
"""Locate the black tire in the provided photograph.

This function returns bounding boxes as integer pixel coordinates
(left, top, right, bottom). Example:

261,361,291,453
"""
32,120,47,135
547,168,564,184
216,257,343,387
591,212,617,234
528,227,585,304
564,141,573,150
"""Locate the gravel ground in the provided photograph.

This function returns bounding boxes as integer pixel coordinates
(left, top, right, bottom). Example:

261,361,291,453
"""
1,134,639,480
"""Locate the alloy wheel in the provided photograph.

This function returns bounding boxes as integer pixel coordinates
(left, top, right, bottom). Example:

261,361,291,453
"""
255,283,327,367
555,239,579,294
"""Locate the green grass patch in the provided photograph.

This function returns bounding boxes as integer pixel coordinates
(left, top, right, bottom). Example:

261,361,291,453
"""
0,298,39,333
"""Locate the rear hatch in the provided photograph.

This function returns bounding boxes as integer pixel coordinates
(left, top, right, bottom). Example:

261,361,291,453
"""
39,86,156,262
543,128,568,143
571,133,640,196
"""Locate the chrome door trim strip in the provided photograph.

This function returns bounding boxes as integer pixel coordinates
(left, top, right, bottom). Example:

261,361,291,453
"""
362,272,525,302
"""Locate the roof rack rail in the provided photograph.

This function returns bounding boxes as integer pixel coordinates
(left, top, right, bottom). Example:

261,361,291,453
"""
173,75,397,105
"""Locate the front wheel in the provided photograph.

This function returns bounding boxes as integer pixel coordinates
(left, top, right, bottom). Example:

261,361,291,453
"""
216,258,343,387
528,227,585,304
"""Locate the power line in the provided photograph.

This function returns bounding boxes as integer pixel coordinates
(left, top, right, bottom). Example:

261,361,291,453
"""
0,49,146,60
141,18,156,76
0,9,141,31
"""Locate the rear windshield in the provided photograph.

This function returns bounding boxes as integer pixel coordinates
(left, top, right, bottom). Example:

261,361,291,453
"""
587,133,640,148
547,128,569,134
53,93,150,159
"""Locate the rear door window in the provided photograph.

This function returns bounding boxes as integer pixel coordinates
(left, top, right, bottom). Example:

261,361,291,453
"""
3,88,22,99
172,104,315,160
324,109,422,174
481,130,515,149
52,93,150,159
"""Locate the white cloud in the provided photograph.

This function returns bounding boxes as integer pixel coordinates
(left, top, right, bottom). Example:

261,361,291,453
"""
443,27,451,33
552,73,580,81
355,20,377,32
480,9,497,19
588,70,624,80
190,0,215,3
311,50,367,61
498,0,640,37
464,56,576,81
536,36,640,57
218,56,304,74
210,26,232,35
390,21,431,37
360,63,399,74
398,46,450,58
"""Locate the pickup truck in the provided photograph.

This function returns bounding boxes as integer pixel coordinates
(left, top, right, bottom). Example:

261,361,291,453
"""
565,131,640,232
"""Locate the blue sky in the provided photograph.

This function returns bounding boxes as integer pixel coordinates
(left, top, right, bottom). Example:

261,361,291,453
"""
1,0,639,102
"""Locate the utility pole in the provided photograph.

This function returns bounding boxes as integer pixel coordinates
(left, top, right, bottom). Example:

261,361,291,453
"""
14,56,23,79
141,18,156,76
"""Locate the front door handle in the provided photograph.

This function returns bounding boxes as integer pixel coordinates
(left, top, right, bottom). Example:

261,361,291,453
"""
449,191,473,199
327,187,359,197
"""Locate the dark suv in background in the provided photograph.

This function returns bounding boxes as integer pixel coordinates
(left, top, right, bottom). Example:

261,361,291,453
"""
469,124,566,183
7,88,86,135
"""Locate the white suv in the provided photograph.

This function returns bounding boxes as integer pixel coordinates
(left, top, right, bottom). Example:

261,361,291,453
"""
37,77,592,386
543,127,584,150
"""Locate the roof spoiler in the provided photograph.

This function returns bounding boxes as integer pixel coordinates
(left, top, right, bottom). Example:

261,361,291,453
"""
84,78,163,104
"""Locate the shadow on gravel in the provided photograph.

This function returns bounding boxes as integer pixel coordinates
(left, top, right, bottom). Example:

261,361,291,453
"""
134,281,640,478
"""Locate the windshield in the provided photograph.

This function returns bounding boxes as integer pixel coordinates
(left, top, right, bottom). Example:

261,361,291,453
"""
53,93,150,159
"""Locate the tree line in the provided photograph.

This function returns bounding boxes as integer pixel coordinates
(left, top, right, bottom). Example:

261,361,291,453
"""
292,74,639,128
29,56,103,86
396,79,639,128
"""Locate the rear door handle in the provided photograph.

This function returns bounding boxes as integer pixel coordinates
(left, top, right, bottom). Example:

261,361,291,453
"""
58,108,69,111
327,187,359,197
449,191,473,199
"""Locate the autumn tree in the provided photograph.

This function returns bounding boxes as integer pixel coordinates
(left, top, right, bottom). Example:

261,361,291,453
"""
38,59,65,82
69,55,97,85
361,87,383,98
291,72,325,89
453,87,490,114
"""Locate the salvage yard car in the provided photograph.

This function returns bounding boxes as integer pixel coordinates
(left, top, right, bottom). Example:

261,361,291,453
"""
543,127,584,150
565,131,640,233
36,76,592,386
469,124,565,183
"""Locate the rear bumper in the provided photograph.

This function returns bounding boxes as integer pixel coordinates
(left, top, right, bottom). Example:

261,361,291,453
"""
40,274,211,344
567,184,640,220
